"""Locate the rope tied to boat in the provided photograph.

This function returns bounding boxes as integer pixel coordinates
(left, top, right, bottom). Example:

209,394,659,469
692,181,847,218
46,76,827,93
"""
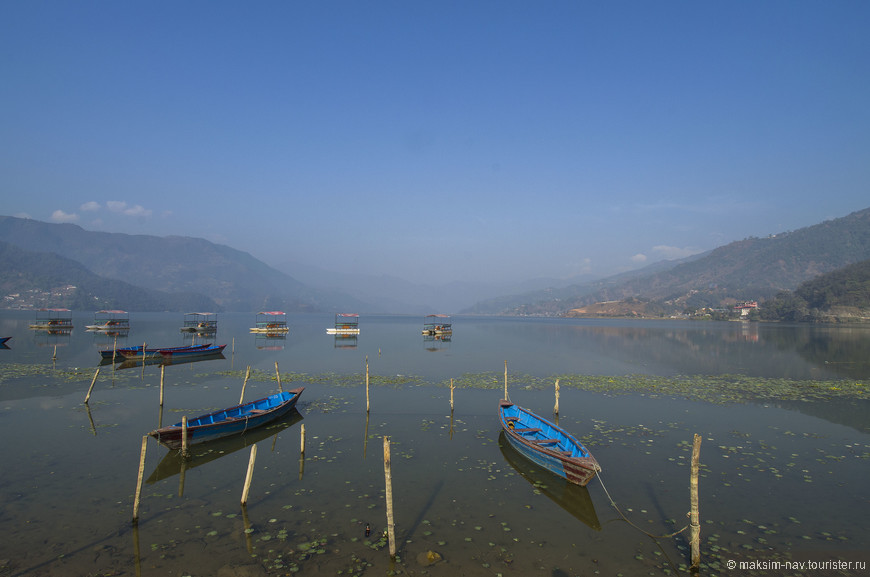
595,472,689,540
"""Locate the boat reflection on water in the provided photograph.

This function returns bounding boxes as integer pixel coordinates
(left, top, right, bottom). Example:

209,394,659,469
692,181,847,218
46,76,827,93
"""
106,352,226,370
146,408,303,484
498,431,601,531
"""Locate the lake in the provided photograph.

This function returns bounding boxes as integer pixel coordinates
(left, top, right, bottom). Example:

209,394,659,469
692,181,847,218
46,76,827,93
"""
0,311,868,576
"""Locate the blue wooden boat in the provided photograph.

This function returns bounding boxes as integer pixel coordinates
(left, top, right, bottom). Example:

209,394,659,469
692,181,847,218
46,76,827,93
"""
0,336,10,346
147,409,303,483
102,343,212,360
498,431,601,530
149,387,304,450
498,399,601,487
158,344,226,358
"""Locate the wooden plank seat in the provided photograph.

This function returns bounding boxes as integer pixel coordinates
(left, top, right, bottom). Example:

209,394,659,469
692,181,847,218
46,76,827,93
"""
533,439,559,444
505,417,520,422
513,427,542,434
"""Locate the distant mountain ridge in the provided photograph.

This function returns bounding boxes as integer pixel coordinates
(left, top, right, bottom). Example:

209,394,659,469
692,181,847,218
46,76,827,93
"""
0,216,365,312
464,207,870,316
0,240,218,312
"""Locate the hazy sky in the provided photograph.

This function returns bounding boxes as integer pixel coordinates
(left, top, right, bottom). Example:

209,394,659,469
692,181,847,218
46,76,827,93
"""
3,2,868,285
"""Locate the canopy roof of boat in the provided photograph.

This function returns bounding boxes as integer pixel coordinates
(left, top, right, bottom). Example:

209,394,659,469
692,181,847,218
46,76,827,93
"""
257,311,286,316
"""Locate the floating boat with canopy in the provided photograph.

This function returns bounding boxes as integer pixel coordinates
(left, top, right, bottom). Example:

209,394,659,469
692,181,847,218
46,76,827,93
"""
250,311,290,334
422,314,452,336
326,313,360,335
180,312,217,333
29,308,74,331
86,310,130,332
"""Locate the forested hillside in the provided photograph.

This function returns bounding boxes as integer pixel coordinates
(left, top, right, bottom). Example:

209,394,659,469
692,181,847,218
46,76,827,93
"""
761,259,870,322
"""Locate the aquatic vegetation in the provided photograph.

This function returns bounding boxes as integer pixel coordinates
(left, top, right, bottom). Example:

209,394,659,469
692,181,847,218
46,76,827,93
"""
212,368,870,406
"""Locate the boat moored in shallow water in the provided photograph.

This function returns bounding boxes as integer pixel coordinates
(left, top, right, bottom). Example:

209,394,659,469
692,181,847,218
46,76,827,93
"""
498,399,600,487
149,388,304,449
327,313,359,335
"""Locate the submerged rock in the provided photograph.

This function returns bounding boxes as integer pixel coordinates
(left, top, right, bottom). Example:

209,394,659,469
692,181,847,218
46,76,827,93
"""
416,550,443,566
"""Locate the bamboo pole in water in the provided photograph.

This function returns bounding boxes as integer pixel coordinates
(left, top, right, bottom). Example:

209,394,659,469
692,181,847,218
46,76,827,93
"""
275,361,283,392
365,356,370,413
132,435,148,523
181,416,190,459
554,379,560,416
241,444,258,505
132,521,142,577
300,423,306,456
159,365,165,407
450,379,454,411
383,436,397,558
503,360,508,400
240,366,250,404
84,367,100,404
690,433,702,569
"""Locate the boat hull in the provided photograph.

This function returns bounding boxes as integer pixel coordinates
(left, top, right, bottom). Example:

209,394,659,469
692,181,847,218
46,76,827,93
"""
159,344,226,358
149,387,304,450
498,399,600,487
111,343,214,360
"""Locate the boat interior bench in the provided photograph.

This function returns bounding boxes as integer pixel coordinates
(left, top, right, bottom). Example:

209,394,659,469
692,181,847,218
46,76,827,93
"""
532,439,560,445
513,427,541,434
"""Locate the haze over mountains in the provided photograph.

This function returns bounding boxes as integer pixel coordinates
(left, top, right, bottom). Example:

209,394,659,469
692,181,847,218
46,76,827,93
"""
1,208,869,315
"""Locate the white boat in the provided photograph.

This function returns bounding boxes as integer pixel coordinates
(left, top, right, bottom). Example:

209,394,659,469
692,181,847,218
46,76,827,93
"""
250,311,290,334
326,313,360,334
422,314,452,336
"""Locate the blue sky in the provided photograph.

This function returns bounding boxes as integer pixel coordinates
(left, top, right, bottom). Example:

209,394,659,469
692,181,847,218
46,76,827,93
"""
2,1,869,285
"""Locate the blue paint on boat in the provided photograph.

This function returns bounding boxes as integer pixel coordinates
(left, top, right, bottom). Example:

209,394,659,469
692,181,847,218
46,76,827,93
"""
498,399,600,486
150,387,304,449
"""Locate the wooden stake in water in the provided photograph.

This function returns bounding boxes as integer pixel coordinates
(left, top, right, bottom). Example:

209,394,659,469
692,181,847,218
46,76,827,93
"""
181,416,190,459
275,361,283,392
450,378,455,411
132,435,148,523
300,423,306,456
383,436,397,558
84,367,101,404
241,444,258,505
159,365,165,407
690,433,702,569
554,379,560,416
132,520,142,577
503,360,508,401
53,345,57,361
365,356,370,413
240,365,250,404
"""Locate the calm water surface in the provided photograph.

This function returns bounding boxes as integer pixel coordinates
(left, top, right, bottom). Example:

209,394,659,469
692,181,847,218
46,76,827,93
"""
0,311,868,576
